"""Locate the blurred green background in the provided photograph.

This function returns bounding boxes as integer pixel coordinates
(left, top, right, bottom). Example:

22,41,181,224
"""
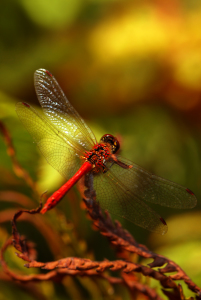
0,0,201,299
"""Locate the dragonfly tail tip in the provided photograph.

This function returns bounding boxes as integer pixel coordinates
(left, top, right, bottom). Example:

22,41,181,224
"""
40,207,47,214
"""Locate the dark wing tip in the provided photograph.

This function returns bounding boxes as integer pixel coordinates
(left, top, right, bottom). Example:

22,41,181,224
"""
160,217,167,226
34,68,52,77
159,217,168,235
34,69,54,89
15,102,30,112
186,188,195,196
22,102,30,108
45,70,53,77
186,188,197,208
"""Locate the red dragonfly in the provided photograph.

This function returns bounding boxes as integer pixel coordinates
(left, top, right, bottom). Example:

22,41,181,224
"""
16,69,197,235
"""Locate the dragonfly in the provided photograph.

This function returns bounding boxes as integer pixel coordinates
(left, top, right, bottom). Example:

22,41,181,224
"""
16,69,197,235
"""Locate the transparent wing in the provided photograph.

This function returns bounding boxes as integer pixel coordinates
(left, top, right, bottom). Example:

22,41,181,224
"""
34,69,96,151
109,156,197,209
16,102,82,180
93,167,168,235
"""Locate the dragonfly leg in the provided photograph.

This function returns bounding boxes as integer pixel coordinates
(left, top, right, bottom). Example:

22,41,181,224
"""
111,154,133,169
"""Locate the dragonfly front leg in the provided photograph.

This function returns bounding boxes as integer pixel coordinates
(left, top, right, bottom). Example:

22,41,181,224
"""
110,154,133,169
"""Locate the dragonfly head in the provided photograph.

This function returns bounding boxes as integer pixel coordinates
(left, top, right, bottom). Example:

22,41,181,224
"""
100,134,120,154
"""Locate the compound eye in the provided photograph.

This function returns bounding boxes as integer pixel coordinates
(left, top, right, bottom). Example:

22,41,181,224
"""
100,134,120,154
112,138,120,154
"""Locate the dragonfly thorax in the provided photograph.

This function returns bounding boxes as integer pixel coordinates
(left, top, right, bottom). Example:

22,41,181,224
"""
84,143,111,173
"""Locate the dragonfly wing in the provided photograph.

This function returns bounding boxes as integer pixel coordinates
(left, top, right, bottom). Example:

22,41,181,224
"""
92,168,168,234
34,69,96,151
111,155,197,209
16,102,81,180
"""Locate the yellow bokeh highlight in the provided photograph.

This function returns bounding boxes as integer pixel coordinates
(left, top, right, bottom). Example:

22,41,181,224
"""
173,50,201,89
87,4,201,93
88,7,169,62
